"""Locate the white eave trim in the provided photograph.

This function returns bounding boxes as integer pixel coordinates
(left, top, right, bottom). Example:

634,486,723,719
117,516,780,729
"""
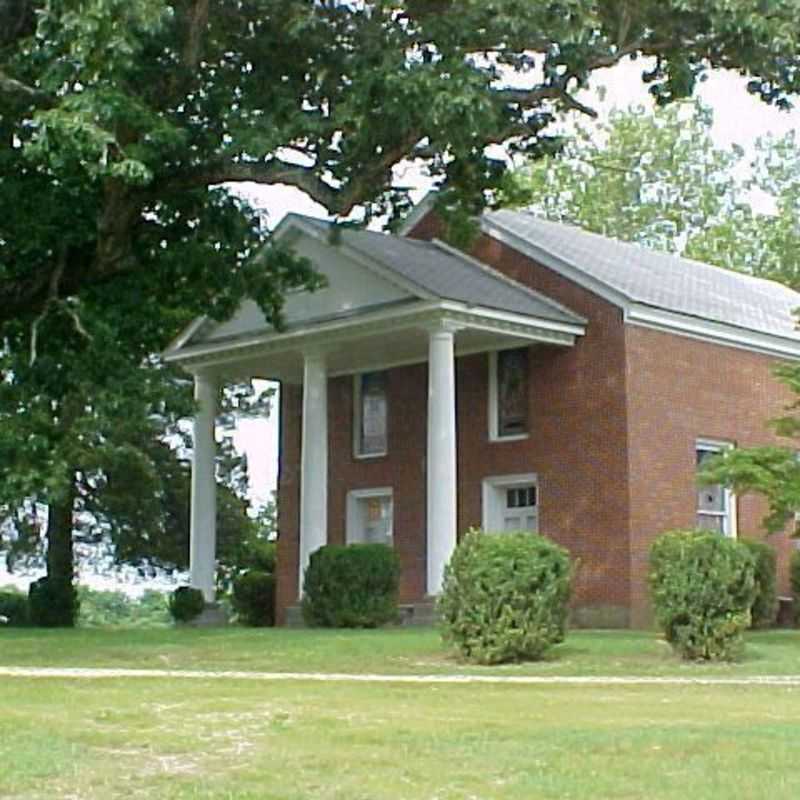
482,213,800,361
626,304,800,359
163,299,585,369
481,215,632,310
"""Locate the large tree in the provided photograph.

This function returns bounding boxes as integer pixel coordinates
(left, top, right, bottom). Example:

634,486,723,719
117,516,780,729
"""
4,1,800,610
4,1,800,324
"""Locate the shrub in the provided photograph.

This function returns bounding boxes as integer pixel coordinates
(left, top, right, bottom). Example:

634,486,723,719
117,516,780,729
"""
77,587,171,628
739,539,778,628
28,577,79,627
438,530,572,665
232,570,275,626
790,550,800,626
246,540,277,574
649,530,756,661
302,543,400,628
0,587,29,626
168,586,206,623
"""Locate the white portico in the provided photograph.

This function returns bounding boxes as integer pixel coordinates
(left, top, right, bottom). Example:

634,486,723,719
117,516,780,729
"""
164,214,585,604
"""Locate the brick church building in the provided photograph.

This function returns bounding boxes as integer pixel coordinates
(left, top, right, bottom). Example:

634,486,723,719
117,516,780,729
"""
166,197,800,627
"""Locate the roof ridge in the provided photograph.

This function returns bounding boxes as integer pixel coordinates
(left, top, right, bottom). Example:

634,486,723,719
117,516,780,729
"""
430,238,585,323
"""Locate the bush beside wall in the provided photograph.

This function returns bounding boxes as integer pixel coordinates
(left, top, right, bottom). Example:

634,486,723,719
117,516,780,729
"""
649,530,756,661
439,530,572,665
168,586,206,623
302,544,400,628
232,570,275,626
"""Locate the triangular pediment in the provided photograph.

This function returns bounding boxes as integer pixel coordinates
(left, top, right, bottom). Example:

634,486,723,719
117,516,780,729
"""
187,220,417,347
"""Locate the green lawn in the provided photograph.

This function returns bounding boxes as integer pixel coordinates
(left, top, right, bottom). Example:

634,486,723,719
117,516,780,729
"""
2,628,800,799
2,676,799,799
1,626,799,677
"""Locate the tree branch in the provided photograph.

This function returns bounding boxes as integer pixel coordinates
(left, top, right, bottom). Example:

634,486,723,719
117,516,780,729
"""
0,69,52,106
173,158,348,212
29,249,66,366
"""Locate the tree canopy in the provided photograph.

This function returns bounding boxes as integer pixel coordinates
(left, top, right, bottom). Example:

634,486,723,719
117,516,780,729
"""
511,99,800,288
4,0,800,327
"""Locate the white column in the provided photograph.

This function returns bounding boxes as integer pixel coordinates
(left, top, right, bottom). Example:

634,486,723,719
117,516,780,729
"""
299,350,328,594
190,371,218,603
426,322,458,595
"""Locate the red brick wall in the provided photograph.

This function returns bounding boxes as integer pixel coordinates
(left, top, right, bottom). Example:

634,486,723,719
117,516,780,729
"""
275,221,634,625
625,325,795,626
276,365,429,624
275,211,796,627
466,234,633,624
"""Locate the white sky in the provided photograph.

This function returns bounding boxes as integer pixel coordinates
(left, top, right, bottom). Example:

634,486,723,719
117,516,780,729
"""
233,61,800,509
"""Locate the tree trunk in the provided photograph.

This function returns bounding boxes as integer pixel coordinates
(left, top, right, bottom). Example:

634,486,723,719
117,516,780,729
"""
46,487,75,586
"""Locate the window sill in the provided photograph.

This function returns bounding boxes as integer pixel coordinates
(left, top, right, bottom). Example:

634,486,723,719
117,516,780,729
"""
353,451,388,461
489,433,530,444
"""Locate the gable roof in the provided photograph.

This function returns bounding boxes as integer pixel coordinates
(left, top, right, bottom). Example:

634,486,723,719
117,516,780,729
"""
483,210,800,346
295,215,584,326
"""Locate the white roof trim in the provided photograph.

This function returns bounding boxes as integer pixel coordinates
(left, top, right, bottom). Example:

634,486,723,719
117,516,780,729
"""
438,301,585,338
431,238,586,325
164,298,584,370
481,215,631,309
483,214,800,360
163,315,209,357
626,304,800,359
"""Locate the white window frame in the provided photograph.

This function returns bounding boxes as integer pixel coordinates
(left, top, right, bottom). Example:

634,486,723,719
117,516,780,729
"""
481,473,539,533
488,349,530,443
353,372,388,459
696,438,737,538
346,487,394,545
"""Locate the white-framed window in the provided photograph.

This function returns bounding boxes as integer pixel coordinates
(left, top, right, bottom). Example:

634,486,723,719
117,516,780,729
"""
488,347,530,441
482,473,539,533
696,438,737,537
346,487,393,546
353,371,388,458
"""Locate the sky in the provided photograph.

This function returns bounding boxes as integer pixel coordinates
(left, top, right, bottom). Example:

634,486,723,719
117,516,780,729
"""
231,59,800,510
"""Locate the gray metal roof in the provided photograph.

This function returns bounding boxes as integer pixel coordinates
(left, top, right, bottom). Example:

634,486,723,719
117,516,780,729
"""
486,210,800,341
299,216,584,326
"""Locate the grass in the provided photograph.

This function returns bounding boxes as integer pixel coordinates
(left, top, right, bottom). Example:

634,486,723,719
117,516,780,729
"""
2,628,800,798
0,626,799,677
2,676,800,799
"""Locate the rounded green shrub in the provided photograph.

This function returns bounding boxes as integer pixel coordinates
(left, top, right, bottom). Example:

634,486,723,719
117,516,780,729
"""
168,586,206,623
232,570,275,626
739,539,778,628
302,543,400,628
0,588,29,626
28,577,79,627
790,550,800,626
649,530,756,661
438,530,572,665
